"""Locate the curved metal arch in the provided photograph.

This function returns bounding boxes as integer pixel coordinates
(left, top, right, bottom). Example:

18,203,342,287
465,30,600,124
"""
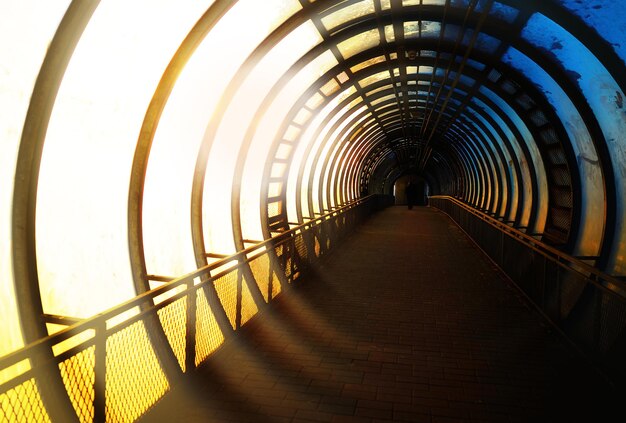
501,0,626,95
188,4,345,319
322,102,410,208
368,150,400,194
446,119,504,214
341,49,569,170
354,80,524,220
257,1,594,253
462,94,528,225
443,133,481,204
476,71,581,229
283,84,394,225
472,74,576,243
427,137,473,200
252,14,553,139
309,100,377,217
173,0,612,278
449,122,495,210
326,1,626,104
452,96,542,231
453,115,508,216
189,0,355,247
327,118,375,205
426,148,463,196
342,119,388,184
447,120,497,212
510,34,615,266
462,98,520,220
360,109,512,214
11,1,101,421
434,116,480,205
312,3,616,204
347,127,389,196
127,0,238,374
450,117,500,212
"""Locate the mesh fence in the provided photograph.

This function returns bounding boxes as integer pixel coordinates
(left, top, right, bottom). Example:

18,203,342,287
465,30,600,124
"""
157,297,187,372
104,321,169,422
0,379,52,422
240,273,260,326
431,196,626,385
249,254,272,302
195,289,226,365
59,347,95,422
214,271,239,328
0,196,389,422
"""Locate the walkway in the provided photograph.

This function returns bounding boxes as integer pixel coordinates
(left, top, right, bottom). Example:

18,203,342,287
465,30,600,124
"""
141,206,620,423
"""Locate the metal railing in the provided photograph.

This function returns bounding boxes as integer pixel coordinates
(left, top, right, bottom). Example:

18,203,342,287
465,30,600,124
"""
0,195,393,422
430,195,626,387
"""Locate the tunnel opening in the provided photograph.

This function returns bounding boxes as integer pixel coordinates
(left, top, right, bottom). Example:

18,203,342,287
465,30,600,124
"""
393,174,429,206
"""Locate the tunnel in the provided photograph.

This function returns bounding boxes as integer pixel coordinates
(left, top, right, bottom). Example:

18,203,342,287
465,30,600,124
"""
2,1,626,421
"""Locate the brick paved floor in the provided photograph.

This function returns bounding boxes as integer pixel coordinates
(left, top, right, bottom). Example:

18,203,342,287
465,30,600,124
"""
141,206,621,423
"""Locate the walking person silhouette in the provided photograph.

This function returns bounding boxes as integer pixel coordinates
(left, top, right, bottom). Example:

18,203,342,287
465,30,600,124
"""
406,181,418,210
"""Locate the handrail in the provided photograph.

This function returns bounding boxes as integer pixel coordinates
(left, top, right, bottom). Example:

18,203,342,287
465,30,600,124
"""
430,195,626,388
0,195,375,376
430,195,626,298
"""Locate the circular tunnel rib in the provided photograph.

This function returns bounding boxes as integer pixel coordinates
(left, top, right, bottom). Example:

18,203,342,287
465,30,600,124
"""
2,1,626,420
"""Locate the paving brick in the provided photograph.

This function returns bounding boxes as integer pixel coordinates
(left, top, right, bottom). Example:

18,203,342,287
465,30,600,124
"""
294,409,334,422
355,406,394,420
140,207,622,423
331,416,373,423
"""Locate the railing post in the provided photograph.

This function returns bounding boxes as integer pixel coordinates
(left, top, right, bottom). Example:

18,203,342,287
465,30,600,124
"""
556,266,562,324
185,279,197,373
539,255,545,309
499,229,504,266
94,320,107,423
593,289,603,353
236,256,243,329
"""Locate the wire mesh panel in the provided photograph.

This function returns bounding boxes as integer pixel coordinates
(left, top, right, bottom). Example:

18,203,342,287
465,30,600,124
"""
542,260,562,321
156,297,187,372
599,291,626,377
214,271,239,328
559,272,589,321
249,254,272,302
0,379,52,422
270,269,282,298
59,347,95,422
598,290,626,354
431,196,626,383
502,237,541,298
105,321,169,422
562,283,598,352
195,289,226,366
0,196,389,423
263,250,284,298
272,241,297,284
484,223,503,264
293,232,308,265
241,274,260,326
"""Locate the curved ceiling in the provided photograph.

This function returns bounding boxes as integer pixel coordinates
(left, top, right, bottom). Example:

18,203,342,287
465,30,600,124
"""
1,0,626,366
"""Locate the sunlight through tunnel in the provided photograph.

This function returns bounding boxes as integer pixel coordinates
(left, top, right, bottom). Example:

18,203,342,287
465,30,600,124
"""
1,0,626,421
